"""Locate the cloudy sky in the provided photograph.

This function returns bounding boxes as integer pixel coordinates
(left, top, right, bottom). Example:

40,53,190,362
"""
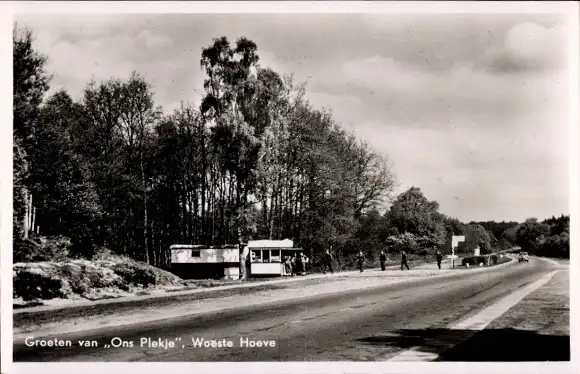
15,11,570,222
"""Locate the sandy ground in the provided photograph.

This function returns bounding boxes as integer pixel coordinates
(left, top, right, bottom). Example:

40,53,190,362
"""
13,258,516,340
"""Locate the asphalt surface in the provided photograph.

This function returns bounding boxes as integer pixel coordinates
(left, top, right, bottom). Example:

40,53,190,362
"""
14,257,563,362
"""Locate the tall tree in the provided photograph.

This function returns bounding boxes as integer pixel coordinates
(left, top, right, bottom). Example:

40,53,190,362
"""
118,72,161,263
13,27,51,146
32,90,102,253
79,78,127,252
200,36,261,244
464,223,492,254
386,187,446,249
13,26,51,240
516,218,551,254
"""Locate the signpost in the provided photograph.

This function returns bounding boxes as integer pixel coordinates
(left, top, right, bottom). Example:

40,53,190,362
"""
451,235,465,269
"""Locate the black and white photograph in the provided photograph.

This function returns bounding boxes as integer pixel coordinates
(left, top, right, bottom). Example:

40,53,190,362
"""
1,1,578,372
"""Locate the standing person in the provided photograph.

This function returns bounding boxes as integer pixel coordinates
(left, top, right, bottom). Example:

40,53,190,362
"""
356,251,365,272
240,245,250,280
436,250,443,270
379,250,387,271
323,249,334,274
284,256,292,276
301,253,309,275
290,255,296,276
295,252,304,275
401,250,410,271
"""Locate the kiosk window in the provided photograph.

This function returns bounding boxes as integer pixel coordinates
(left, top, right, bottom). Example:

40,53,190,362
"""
271,249,280,262
263,250,271,263
251,250,262,262
191,250,201,257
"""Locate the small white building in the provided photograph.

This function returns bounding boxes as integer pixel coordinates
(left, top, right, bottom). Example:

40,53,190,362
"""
169,244,240,280
247,239,303,277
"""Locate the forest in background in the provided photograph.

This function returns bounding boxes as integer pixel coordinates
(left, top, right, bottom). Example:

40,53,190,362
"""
12,27,570,272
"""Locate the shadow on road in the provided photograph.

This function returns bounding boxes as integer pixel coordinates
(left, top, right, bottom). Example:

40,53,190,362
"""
356,328,570,361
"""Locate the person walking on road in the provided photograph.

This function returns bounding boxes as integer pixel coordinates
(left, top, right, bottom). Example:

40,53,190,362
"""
401,250,410,271
436,250,443,270
357,251,365,272
323,249,334,274
379,250,387,271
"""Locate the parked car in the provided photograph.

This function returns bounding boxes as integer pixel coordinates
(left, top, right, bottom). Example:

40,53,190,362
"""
518,252,529,263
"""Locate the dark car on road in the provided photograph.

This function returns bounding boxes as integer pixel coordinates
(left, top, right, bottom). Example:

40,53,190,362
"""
518,252,529,263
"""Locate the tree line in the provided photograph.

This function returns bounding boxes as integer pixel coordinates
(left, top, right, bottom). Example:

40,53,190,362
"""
12,27,569,269
505,215,569,258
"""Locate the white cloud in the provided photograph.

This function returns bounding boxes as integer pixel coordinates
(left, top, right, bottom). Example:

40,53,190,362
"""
306,92,362,112
353,123,568,221
483,22,567,73
339,54,564,113
14,14,570,222
28,27,198,110
16,14,133,40
136,29,174,49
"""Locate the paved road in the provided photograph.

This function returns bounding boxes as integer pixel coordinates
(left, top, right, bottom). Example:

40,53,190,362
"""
14,257,563,362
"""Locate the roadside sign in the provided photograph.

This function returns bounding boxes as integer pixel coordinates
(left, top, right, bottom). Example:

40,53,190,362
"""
451,235,466,269
451,235,466,249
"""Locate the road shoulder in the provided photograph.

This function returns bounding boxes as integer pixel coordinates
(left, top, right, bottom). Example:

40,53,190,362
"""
438,267,570,361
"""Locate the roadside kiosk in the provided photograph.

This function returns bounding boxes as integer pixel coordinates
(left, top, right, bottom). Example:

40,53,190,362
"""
247,239,304,277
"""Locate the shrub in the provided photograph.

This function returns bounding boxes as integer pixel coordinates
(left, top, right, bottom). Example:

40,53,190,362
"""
461,255,499,266
67,277,90,295
416,248,429,256
462,256,479,266
386,232,419,253
13,240,41,262
13,270,65,301
14,236,72,263
86,270,107,288
68,242,104,259
59,263,82,278
112,263,157,288
58,264,85,294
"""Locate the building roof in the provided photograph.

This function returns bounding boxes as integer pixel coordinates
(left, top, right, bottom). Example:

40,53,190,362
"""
247,239,294,248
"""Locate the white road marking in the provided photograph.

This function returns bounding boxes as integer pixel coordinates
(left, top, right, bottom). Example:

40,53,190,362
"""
385,270,560,362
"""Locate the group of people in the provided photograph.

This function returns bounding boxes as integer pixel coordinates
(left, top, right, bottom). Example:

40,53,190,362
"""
321,248,445,273
283,252,309,276
321,249,368,273
357,249,409,272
